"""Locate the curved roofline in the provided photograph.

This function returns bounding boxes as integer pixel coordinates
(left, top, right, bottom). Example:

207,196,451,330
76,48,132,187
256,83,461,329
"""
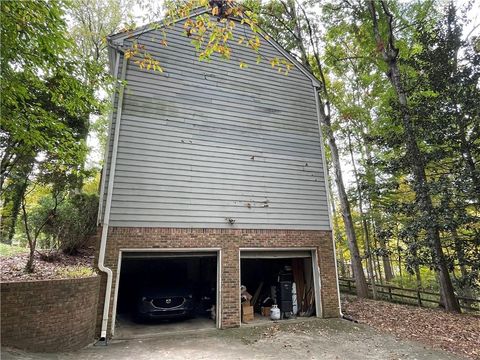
107,7,321,87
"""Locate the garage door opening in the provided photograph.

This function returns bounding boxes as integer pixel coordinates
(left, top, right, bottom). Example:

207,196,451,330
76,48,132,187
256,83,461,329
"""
240,250,319,325
114,251,219,338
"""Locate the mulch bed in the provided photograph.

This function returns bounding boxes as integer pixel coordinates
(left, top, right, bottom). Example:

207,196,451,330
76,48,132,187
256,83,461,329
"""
0,248,95,282
342,295,480,360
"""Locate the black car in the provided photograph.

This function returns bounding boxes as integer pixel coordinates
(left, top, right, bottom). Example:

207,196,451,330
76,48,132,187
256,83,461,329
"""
136,287,194,321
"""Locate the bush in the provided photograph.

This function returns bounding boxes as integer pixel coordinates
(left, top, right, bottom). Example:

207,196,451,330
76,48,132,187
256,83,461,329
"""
51,193,99,254
27,193,99,254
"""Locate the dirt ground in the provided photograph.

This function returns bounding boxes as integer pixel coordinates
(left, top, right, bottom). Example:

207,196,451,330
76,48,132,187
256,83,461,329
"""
0,249,95,282
342,296,480,360
1,318,464,360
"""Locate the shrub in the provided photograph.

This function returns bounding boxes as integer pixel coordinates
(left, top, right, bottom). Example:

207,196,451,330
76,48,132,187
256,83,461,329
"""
50,193,99,254
27,192,99,254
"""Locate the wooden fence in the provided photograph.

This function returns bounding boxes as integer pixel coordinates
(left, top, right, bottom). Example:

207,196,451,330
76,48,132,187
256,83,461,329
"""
338,277,480,312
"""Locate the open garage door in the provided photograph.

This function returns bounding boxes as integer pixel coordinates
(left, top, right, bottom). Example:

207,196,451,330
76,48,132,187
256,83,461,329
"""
113,250,219,338
240,249,320,325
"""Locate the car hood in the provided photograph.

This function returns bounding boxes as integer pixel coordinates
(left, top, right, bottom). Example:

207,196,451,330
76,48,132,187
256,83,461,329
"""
139,287,193,298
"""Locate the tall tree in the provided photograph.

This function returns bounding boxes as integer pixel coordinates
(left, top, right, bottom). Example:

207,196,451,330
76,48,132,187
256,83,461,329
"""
0,1,98,270
1,0,86,243
67,0,134,155
366,0,461,312
405,3,480,299
1,0,131,244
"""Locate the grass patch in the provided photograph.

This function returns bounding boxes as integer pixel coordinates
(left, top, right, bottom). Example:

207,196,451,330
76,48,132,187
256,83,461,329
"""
0,243,28,257
55,265,96,279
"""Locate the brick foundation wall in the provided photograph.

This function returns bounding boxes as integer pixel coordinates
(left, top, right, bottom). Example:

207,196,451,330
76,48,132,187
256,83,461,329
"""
1,276,100,352
97,227,340,336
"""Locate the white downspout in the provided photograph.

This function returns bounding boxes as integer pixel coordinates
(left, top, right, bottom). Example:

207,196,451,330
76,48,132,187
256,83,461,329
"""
313,86,344,317
97,52,121,225
98,51,128,340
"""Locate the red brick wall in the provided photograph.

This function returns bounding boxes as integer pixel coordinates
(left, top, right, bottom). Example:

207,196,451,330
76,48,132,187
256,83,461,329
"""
1,276,100,352
97,227,340,336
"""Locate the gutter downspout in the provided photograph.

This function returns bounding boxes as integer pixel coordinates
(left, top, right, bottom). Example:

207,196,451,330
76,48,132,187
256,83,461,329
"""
313,86,344,318
97,51,121,225
98,50,128,341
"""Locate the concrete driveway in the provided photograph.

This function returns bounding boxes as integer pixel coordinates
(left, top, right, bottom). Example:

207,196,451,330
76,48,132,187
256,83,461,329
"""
1,318,464,360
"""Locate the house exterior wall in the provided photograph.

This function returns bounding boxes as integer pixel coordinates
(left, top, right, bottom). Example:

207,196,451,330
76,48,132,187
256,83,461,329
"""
96,14,340,337
101,18,330,230
96,227,339,334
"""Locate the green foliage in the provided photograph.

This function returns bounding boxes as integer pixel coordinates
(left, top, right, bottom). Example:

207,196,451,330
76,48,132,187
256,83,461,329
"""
0,243,28,257
82,172,101,195
0,0,102,271
67,0,133,158
55,265,96,278
125,0,293,74
26,193,99,254
1,0,97,187
390,268,440,292
313,0,479,298
2,0,477,298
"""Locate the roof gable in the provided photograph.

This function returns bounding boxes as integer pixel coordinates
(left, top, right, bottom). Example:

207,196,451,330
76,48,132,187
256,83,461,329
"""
107,8,321,87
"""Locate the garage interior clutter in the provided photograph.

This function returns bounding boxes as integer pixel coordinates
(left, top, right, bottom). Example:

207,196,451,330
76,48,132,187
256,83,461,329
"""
115,252,316,336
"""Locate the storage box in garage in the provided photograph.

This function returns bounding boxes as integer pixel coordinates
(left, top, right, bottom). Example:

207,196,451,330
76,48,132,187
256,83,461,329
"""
242,304,254,322
261,306,271,317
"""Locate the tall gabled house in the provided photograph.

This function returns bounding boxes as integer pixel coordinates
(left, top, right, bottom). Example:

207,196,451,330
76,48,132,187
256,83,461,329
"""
96,8,340,338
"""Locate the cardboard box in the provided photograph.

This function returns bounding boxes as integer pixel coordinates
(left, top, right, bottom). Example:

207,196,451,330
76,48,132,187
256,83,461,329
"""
242,304,254,322
261,306,271,317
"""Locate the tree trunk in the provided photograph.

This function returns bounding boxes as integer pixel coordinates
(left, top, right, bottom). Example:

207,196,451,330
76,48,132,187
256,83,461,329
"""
327,168,347,278
1,160,34,244
372,228,384,284
322,121,369,297
380,237,394,281
22,198,36,273
396,228,403,286
368,0,460,312
452,229,473,304
338,249,347,277
390,59,460,312
347,131,376,298
4,181,28,243
359,121,394,282
25,247,35,273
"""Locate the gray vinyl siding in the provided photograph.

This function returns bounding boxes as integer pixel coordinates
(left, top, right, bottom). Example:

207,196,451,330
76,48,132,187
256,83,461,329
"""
102,18,330,230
